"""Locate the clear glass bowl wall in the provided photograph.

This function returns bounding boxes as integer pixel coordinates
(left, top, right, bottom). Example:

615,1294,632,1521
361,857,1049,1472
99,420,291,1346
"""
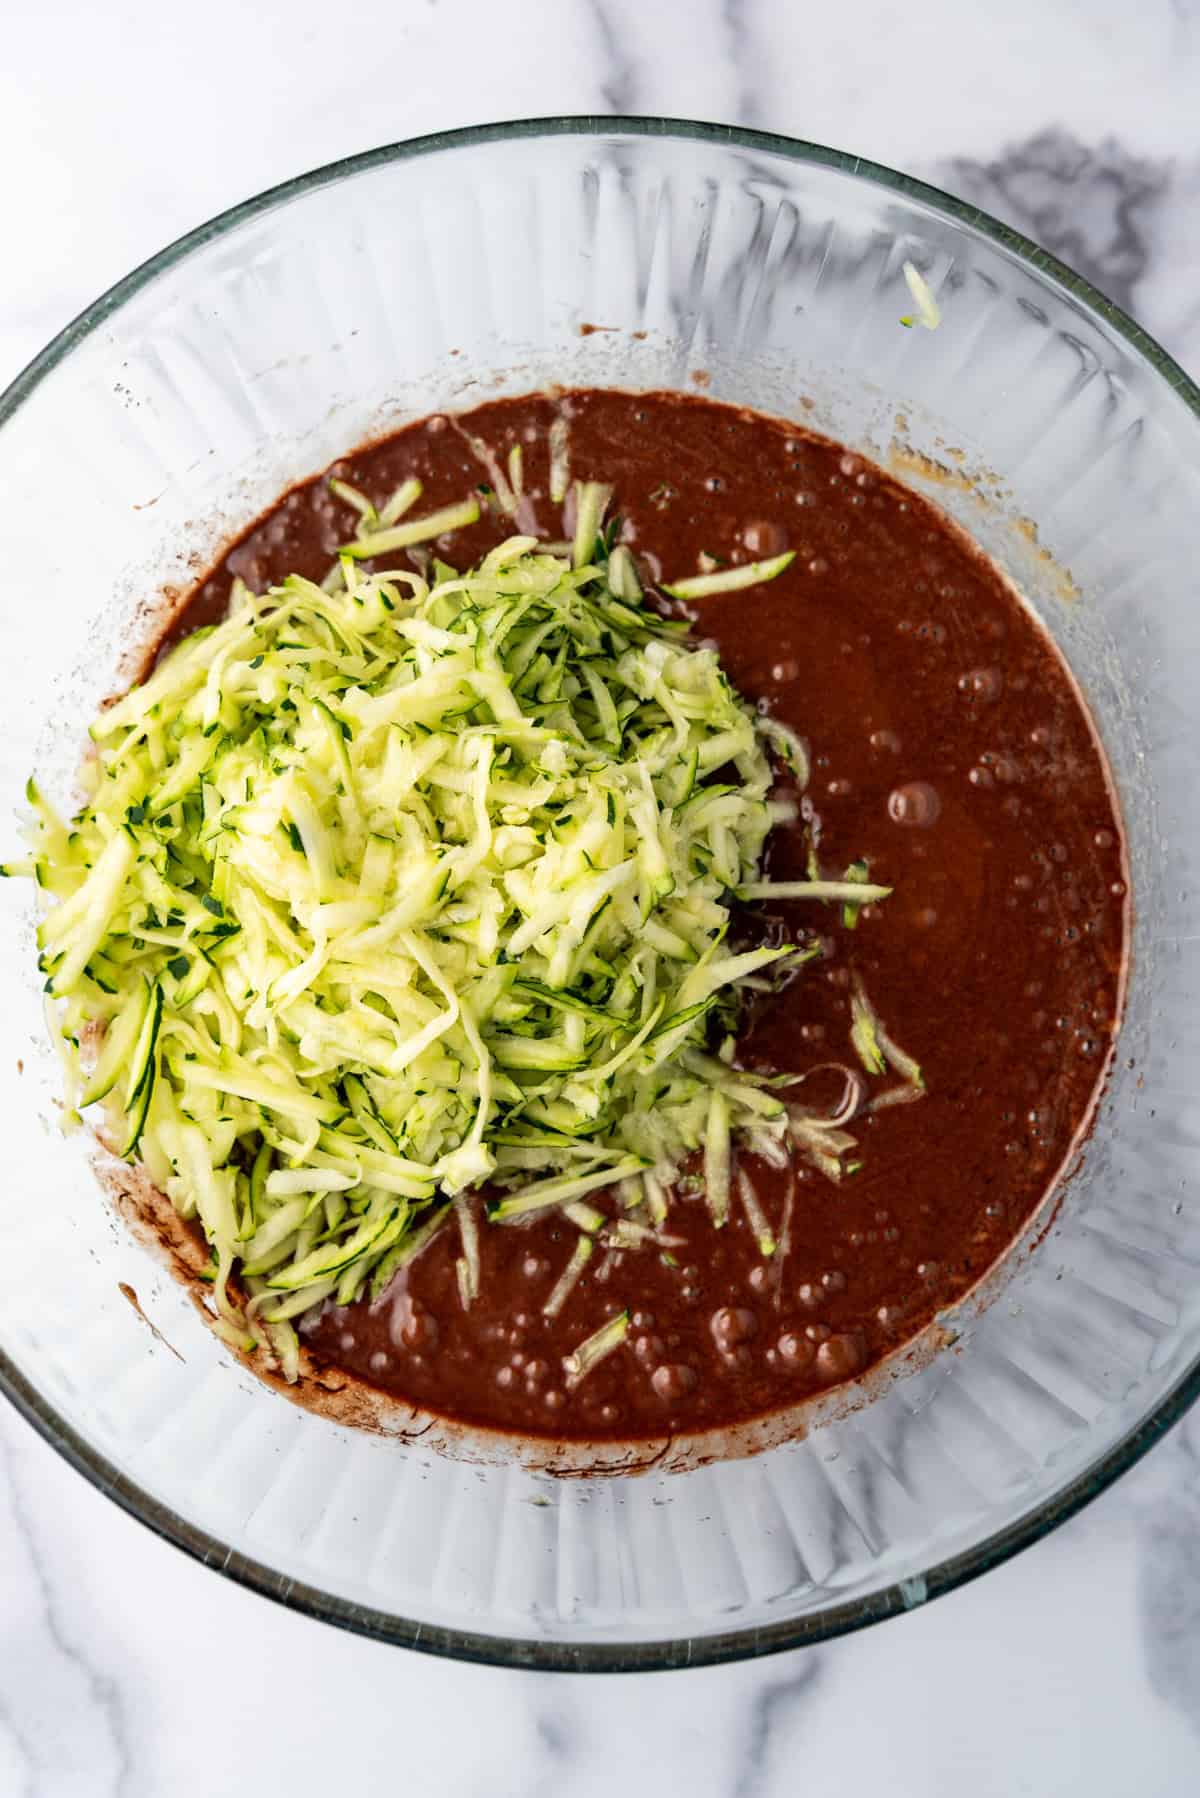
1,122,1198,1668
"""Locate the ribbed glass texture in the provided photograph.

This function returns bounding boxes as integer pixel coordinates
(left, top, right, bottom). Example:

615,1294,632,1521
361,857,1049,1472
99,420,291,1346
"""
1,122,1197,1668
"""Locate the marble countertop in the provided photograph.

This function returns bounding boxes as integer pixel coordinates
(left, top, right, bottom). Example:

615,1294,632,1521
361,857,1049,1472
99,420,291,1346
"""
3,1,1200,1792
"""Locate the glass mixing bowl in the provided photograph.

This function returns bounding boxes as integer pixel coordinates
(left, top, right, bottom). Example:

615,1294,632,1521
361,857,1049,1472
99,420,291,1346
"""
2,119,1198,1671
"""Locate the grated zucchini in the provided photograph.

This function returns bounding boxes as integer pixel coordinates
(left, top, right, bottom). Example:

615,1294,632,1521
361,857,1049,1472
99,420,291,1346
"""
13,472,914,1374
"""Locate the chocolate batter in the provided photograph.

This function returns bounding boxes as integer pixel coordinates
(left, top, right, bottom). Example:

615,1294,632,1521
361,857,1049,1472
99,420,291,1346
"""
171,390,1128,1441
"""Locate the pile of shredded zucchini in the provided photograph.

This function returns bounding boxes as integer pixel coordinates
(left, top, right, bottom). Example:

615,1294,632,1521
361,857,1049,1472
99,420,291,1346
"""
8,475,907,1380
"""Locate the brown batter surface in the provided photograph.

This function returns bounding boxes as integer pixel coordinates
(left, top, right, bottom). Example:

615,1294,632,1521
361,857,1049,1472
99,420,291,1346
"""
172,390,1128,1441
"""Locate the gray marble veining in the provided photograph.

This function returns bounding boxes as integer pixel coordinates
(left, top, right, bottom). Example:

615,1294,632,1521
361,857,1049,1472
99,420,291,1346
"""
936,130,1170,313
731,1659,823,1798
586,0,640,114
0,1427,131,1797
1135,1410,1200,1729
720,0,765,131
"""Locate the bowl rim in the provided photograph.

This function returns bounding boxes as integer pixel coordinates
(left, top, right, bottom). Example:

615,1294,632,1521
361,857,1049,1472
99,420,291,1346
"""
3,113,1198,1673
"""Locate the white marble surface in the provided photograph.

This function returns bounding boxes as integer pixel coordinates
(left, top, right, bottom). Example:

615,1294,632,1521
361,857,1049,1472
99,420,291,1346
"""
3,1,1200,1791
